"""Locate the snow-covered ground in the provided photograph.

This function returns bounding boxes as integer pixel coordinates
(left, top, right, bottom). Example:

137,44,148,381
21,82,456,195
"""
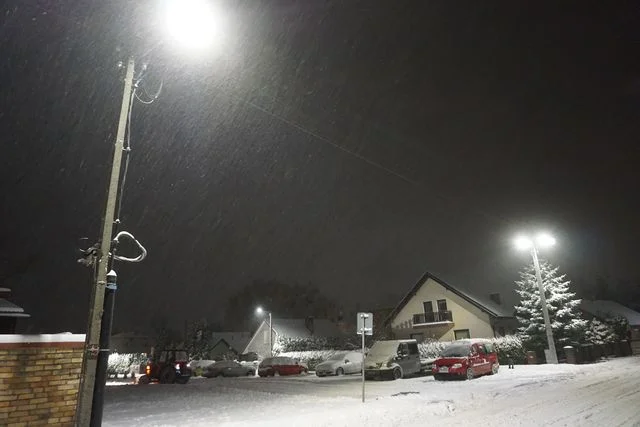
103,356,640,426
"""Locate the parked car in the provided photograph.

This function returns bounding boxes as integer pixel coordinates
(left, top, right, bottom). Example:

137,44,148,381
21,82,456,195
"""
364,339,421,380
432,339,499,380
258,356,308,377
203,360,256,378
315,351,363,377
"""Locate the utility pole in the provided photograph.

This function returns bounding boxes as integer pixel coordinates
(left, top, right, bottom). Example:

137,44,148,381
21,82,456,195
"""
75,57,135,427
531,245,558,364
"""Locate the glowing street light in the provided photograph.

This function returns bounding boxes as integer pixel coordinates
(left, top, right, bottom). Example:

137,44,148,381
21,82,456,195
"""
164,0,226,52
514,232,558,364
256,306,273,358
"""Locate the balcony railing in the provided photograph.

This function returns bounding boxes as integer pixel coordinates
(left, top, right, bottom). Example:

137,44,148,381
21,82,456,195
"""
412,311,453,325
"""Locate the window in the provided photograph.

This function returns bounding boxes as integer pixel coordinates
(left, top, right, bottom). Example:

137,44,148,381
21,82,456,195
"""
408,342,419,355
397,342,409,356
454,329,470,340
437,299,448,312
410,333,424,342
263,330,269,344
423,301,433,313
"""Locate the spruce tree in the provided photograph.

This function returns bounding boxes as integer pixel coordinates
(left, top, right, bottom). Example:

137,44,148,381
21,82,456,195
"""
584,318,616,345
514,260,587,351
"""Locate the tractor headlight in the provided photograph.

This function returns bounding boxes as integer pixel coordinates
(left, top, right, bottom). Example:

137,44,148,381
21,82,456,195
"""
452,363,462,369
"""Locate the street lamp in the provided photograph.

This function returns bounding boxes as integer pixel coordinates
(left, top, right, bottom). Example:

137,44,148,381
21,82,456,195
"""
76,3,224,426
514,232,558,364
164,0,226,52
256,306,273,358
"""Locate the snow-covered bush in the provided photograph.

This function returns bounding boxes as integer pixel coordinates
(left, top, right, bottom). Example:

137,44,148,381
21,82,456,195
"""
584,319,616,345
107,353,147,376
277,336,360,352
492,335,526,364
606,315,629,342
418,340,448,359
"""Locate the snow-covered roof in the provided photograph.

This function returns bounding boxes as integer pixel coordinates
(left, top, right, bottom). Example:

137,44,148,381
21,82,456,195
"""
0,298,30,318
580,300,640,326
271,318,344,339
385,271,514,326
211,332,252,352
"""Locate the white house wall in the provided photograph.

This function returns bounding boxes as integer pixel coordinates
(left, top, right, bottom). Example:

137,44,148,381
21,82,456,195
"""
242,321,276,358
391,278,494,341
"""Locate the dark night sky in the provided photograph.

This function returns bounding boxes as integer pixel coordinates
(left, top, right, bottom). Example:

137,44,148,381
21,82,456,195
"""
1,1,639,333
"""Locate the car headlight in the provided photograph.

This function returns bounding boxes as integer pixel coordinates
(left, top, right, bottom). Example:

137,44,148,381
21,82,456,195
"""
451,363,462,369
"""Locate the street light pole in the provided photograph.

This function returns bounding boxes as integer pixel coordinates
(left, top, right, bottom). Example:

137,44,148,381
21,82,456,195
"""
75,57,135,427
268,312,272,357
530,245,558,364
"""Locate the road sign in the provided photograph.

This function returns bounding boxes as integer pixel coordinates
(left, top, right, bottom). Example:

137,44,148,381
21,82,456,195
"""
356,312,373,336
356,312,373,403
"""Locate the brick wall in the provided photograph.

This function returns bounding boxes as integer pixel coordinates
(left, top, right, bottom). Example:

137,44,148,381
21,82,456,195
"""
0,334,85,426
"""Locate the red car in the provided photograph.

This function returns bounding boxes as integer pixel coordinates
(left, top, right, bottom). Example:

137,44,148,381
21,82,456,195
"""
432,339,499,380
258,356,308,377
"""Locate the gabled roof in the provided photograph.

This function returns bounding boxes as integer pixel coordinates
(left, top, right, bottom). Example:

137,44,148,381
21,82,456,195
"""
270,318,344,339
580,300,640,326
385,271,513,325
211,332,252,353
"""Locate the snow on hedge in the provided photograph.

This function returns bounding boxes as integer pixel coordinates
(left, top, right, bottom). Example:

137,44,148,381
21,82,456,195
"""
107,353,147,375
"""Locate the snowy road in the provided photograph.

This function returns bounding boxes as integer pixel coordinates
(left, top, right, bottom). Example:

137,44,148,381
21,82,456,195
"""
104,356,640,426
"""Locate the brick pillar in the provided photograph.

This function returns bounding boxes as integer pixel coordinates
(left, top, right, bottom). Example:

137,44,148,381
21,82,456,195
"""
0,334,85,426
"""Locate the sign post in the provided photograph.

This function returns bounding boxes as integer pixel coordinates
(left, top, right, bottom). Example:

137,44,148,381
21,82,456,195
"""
356,312,373,403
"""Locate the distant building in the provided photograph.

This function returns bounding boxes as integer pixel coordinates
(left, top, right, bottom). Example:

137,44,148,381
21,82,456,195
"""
0,287,30,334
210,332,252,360
243,317,345,358
384,271,517,342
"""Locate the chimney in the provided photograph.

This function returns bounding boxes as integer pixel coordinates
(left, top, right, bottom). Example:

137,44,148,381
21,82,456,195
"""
489,293,502,305
305,316,315,335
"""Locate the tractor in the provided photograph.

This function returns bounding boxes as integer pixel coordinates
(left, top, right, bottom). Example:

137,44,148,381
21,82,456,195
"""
137,349,192,385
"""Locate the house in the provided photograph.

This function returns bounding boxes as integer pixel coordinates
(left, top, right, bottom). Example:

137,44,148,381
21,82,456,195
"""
243,317,344,358
580,299,640,354
0,287,30,334
110,332,154,354
384,272,517,342
210,332,252,360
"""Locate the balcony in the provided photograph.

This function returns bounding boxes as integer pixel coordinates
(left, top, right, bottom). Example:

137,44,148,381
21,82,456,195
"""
412,311,453,326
